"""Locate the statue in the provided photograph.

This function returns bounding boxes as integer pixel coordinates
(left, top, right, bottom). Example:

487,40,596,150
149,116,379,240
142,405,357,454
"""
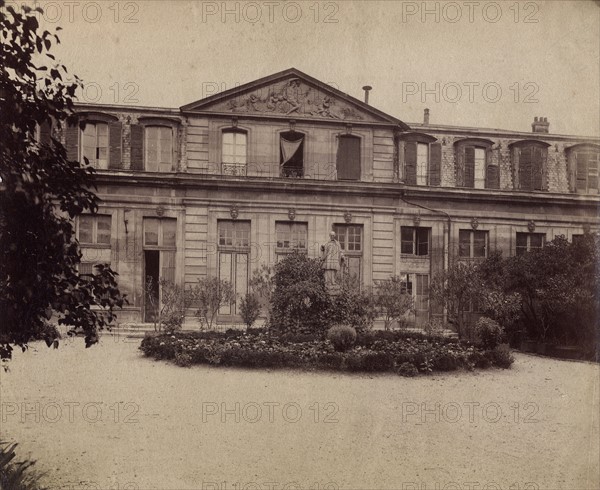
321,231,344,291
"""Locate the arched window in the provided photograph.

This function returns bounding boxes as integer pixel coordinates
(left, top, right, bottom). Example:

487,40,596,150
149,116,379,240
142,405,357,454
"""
398,132,441,186
222,128,248,176
65,112,121,169
509,140,550,191
280,130,305,178
566,144,599,194
454,138,496,189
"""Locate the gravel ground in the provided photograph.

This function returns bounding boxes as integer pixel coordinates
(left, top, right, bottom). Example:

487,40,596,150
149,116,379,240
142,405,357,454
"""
1,336,598,490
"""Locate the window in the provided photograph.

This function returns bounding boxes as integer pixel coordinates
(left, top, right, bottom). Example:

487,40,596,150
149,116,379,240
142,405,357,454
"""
572,234,584,245
516,232,545,256
455,139,495,189
459,230,488,258
222,129,247,176
276,222,307,250
144,218,177,248
401,227,430,256
145,126,173,172
336,135,361,180
567,145,599,194
510,141,549,191
78,215,111,245
333,224,363,282
401,133,441,186
81,122,108,169
218,220,250,249
398,273,430,325
280,131,304,178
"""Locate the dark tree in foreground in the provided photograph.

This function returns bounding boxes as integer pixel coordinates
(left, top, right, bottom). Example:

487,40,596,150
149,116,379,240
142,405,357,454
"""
0,1,126,360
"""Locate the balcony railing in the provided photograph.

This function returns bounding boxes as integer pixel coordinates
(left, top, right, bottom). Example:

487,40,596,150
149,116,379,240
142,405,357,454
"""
280,166,304,178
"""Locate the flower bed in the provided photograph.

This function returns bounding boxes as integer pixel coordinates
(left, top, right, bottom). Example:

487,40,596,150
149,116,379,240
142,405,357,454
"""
139,329,514,375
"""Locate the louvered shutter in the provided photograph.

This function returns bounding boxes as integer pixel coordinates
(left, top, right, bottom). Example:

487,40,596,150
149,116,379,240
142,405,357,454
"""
567,150,576,192
519,147,532,190
455,145,465,187
429,143,441,186
464,146,475,188
588,152,599,193
130,124,144,171
65,123,79,161
486,164,500,189
404,141,417,185
532,146,545,191
108,122,122,169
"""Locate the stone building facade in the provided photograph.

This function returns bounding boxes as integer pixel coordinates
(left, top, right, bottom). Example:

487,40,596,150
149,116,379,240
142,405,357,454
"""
54,69,599,327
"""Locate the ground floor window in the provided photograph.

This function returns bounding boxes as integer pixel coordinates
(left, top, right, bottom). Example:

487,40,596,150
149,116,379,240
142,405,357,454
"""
333,224,363,284
218,220,250,316
399,273,430,326
516,232,545,256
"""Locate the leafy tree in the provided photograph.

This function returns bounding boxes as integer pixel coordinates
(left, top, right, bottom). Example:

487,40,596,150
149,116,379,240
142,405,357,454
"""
249,264,274,325
142,277,191,333
374,276,415,331
239,293,261,330
191,276,234,330
328,276,377,332
0,2,126,360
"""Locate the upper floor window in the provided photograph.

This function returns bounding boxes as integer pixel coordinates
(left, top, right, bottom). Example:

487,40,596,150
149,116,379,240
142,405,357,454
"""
516,232,545,256
454,138,496,189
336,135,361,181
280,131,305,178
510,140,549,191
401,227,430,256
144,218,177,249
222,129,248,176
459,229,488,258
78,215,111,245
400,133,441,186
145,126,174,172
276,222,307,250
566,144,599,195
81,122,108,169
218,220,250,249
66,113,122,169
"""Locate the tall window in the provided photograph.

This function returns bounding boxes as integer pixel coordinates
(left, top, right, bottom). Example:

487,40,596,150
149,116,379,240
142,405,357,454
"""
78,215,111,245
401,227,429,256
333,224,363,283
398,273,430,325
275,222,307,252
336,135,361,180
568,145,599,194
416,143,428,185
400,133,441,186
459,230,488,258
81,122,108,169
280,131,304,178
145,126,173,172
217,220,250,316
516,232,545,256
455,139,495,189
511,141,548,191
474,148,486,189
222,129,247,176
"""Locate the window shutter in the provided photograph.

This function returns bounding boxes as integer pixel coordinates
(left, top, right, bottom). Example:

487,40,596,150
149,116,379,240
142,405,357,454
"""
108,122,122,169
130,124,144,171
65,123,79,161
429,143,441,186
429,230,444,316
404,141,417,185
485,165,499,189
519,147,532,190
455,145,465,187
337,136,361,180
512,146,520,189
532,146,545,191
464,146,475,187
567,150,577,192
39,120,52,145
588,152,599,193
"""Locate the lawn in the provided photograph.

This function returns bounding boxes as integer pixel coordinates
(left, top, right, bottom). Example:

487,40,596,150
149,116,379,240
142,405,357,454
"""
1,336,598,490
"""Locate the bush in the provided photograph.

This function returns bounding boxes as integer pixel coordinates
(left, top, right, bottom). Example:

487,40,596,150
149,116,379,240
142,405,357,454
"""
328,280,376,333
0,442,43,490
476,317,505,350
423,318,445,337
327,325,357,352
491,344,514,368
432,353,459,371
360,352,395,372
397,362,419,377
469,350,492,369
240,293,261,329
316,352,345,370
174,351,192,367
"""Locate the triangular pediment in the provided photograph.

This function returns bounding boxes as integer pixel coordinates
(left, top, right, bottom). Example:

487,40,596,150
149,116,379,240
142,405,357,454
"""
181,68,407,127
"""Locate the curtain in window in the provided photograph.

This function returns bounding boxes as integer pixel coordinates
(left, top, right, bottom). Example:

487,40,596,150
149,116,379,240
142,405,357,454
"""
280,136,303,166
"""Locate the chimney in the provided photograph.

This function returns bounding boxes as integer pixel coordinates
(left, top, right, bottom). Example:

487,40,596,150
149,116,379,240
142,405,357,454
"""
362,85,372,104
532,116,549,133
424,108,430,125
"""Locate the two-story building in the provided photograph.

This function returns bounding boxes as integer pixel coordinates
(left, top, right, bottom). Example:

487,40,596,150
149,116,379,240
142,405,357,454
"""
53,68,599,327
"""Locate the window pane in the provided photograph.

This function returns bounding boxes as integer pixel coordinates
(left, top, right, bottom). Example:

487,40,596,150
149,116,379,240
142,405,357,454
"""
458,230,471,257
81,125,97,166
79,216,94,243
144,218,159,246
401,227,414,254
162,219,177,248
417,143,428,185
159,127,173,168
474,148,486,189
145,126,159,171
96,123,108,169
473,231,487,257
96,215,112,244
530,233,544,249
417,228,429,256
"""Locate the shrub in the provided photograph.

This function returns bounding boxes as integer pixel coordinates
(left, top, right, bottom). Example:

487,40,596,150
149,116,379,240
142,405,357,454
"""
476,317,505,350
174,351,192,367
191,276,234,330
328,279,376,332
240,293,261,329
469,350,492,369
374,276,415,330
423,318,445,337
397,362,419,377
432,353,459,371
316,352,345,370
360,352,395,372
0,442,43,490
327,325,357,352
491,344,514,368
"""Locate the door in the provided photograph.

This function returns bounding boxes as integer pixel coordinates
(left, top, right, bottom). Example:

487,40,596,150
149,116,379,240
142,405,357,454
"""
144,250,160,322
218,251,248,316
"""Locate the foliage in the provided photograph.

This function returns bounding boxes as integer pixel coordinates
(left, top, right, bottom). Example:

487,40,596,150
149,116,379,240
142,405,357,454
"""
373,276,415,330
270,251,331,336
430,261,480,340
327,277,377,332
140,329,513,374
326,325,357,352
0,2,126,359
190,276,234,330
249,264,274,325
491,344,514,369
396,362,419,377
0,441,43,490
423,318,445,337
142,277,191,333
475,317,504,350
239,293,261,329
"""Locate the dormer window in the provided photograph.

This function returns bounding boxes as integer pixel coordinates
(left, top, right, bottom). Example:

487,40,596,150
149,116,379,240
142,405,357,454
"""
566,144,599,195
509,140,550,191
454,138,496,189
65,112,122,169
81,122,108,169
222,128,248,176
145,126,174,172
399,132,441,186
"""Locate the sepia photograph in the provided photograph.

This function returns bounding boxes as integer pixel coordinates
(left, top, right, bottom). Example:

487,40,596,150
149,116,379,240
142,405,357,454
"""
0,1,599,489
